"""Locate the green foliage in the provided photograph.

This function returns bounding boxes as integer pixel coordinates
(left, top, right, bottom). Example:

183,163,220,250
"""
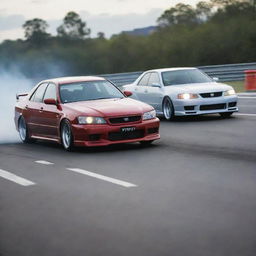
57,11,90,40
97,32,105,39
226,80,245,92
196,1,213,21
157,1,216,26
157,3,199,26
0,1,255,79
22,18,50,46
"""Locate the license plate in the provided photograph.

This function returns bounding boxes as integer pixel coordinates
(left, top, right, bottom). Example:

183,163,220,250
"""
121,127,136,132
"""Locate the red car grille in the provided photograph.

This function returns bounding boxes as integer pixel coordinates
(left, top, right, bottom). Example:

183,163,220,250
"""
109,116,141,124
108,130,144,141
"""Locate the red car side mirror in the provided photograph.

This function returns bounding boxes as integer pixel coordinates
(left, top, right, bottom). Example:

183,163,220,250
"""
123,90,133,97
44,98,57,105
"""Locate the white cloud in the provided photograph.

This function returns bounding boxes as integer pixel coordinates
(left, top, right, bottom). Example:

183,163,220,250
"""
0,14,25,30
81,9,163,37
0,27,23,41
0,0,201,18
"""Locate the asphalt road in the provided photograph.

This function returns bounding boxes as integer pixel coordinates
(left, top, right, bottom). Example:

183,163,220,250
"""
1,96,256,256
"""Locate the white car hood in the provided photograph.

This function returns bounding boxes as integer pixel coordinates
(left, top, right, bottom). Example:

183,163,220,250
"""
165,82,233,94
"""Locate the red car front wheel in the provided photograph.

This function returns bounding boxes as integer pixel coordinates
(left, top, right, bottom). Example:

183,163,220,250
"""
61,120,74,151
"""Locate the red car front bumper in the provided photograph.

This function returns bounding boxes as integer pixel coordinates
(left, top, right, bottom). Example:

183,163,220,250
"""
71,118,160,147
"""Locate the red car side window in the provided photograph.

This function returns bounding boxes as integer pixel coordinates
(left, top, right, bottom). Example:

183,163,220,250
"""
30,83,48,102
44,83,57,101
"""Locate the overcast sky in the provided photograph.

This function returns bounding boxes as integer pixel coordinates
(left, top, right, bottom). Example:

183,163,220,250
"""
0,0,200,41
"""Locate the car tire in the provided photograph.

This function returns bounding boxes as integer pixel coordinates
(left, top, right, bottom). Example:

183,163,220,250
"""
18,116,33,143
162,97,175,120
61,120,74,151
140,140,154,147
219,112,234,118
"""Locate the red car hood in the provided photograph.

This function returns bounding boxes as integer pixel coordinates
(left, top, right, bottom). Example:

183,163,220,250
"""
63,98,152,117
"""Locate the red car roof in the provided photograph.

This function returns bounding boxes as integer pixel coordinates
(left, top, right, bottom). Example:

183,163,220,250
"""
43,76,105,85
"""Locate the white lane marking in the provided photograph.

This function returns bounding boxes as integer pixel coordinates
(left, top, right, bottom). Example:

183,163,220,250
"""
238,96,256,99
35,160,54,165
67,168,137,188
0,169,36,186
235,113,256,117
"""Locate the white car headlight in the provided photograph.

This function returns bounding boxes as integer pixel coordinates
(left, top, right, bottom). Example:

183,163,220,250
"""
143,110,156,120
77,116,106,124
177,93,199,99
224,89,236,96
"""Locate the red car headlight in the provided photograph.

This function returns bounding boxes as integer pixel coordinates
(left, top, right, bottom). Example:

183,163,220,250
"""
77,116,106,124
142,110,156,120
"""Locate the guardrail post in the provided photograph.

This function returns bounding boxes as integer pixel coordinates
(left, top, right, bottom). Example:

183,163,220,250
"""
245,70,256,91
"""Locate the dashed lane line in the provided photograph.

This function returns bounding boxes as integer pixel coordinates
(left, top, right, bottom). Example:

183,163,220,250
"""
238,105,256,107
0,169,36,186
67,168,137,188
234,113,256,117
35,160,54,165
238,96,256,99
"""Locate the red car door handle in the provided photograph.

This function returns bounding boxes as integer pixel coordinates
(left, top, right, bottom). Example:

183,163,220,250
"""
25,105,28,109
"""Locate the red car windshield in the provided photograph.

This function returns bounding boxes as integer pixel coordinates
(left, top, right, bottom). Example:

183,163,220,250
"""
59,80,124,103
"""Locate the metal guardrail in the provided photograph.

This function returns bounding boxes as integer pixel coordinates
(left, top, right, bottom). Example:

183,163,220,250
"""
198,62,256,82
100,62,256,87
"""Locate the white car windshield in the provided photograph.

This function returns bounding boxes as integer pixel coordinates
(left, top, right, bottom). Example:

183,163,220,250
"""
162,69,213,86
60,80,124,103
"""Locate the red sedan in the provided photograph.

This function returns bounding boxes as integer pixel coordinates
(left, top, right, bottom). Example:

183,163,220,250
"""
15,76,160,150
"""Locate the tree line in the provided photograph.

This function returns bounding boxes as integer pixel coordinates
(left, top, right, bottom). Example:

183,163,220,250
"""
0,0,255,79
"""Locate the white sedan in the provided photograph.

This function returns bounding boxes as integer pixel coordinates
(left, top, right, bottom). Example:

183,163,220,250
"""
123,68,238,120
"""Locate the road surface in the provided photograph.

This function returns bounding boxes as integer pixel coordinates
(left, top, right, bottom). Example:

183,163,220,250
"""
0,96,256,256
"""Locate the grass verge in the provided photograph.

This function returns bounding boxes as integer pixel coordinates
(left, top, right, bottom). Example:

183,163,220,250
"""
225,81,245,93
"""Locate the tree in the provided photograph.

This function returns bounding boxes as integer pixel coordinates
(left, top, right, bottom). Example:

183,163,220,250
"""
196,1,213,22
22,18,50,45
97,32,105,39
210,0,255,22
157,3,198,26
211,0,255,8
57,11,90,40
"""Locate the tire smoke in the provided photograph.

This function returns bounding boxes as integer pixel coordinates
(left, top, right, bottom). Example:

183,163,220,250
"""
0,68,33,143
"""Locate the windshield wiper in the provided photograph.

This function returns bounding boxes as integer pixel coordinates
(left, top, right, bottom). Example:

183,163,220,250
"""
63,97,123,103
93,97,123,100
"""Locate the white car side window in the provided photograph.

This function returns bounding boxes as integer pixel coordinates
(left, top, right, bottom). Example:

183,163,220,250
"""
137,73,151,86
148,72,160,86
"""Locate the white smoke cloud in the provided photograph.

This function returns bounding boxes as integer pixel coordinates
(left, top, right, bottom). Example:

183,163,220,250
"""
0,63,67,144
0,67,33,143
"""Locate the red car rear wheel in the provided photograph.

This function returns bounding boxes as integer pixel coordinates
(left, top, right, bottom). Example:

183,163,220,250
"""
18,116,33,143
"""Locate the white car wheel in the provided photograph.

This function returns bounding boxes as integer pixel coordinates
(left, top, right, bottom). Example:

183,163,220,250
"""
163,97,174,120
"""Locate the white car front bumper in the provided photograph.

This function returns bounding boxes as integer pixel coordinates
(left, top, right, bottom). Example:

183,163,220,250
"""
173,95,238,116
